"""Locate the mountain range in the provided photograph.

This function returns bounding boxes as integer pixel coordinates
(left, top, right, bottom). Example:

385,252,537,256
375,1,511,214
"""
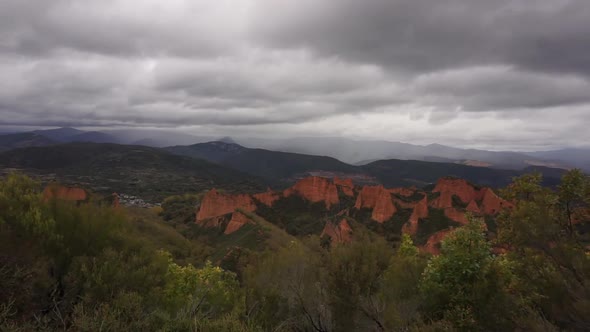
0,127,588,177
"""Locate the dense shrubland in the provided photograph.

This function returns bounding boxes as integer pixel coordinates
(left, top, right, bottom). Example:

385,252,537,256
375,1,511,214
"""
0,170,589,331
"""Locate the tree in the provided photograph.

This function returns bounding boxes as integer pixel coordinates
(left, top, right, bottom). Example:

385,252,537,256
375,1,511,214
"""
558,169,590,236
326,231,392,331
496,171,590,330
420,219,517,330
244,241,329,331
378,234,428,330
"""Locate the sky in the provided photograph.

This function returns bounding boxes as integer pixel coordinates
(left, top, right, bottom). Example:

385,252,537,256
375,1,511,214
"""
1,0,589,150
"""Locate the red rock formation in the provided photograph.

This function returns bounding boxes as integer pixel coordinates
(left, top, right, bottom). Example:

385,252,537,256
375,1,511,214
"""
404,196,429,235
389,187,416,197
444,208,469,225
196,189,256,222
43,185,87,202
480,188,513,214
253,189,280,207
284,176,339,208
466,199,480,213
224,211,252,234
199,216,226,228
393,198,417,210
433,178,477,204
355,185,397,223
431,191,453,209
321,219,352,244
422,229,455,255
333,177,354,196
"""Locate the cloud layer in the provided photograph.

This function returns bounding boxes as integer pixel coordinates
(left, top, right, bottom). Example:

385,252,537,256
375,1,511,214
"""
1,0,589,150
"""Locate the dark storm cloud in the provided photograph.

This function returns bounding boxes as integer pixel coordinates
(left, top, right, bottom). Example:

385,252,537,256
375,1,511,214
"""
0,0,589,149
413,66,590,111
254,0,590,77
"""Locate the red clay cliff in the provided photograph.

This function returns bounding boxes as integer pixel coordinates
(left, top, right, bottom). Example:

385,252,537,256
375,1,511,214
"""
321,219,352,244
333,177,354,196
433,178,477,204
253,189,280,207
404,196,428,235
196,189,256,222
224,211,252,234
480,188,513,214
354,185,397,223
284,176,339,208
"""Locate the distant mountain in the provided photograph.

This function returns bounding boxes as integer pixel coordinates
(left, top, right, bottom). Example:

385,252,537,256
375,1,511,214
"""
103,129,217,147
0,143,264,201
362,159,564,188
23,127,219,147
166,141,360,182
525,148,590,171
7,128,585,172
65,131,120,143
169,141,565,188
0,132,56,152
32,127,120,143
235,137,565,170
33,127,85,141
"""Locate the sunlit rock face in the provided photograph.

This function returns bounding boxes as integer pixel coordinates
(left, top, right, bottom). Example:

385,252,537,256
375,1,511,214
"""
284,176,339,208
196,189,256,223
224,211,252,235
355,185,397,223
389,187,416,197
433,178,478,205
193,175,515,245
480,188,513,214
253,189,280,207
333,177,354,197
321,218,353,244
404,196,428,235
466,199,481,213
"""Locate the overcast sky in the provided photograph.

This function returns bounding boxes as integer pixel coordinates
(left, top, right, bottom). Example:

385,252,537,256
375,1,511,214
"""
1,0,589,150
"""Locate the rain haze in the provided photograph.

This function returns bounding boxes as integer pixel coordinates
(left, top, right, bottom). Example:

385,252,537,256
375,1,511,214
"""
1,0,589,151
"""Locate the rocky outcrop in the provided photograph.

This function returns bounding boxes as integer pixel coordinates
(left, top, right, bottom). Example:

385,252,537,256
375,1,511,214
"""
422,229,454,255
404,196,429,235
253,189,280,207
431,191,453,209
355,185,397,223
43,185,87,202
444,208,469,224
284,176,339,208
196,189,256,222
389,187,416,197
321,219,352,244
480,188,513,214
433,178,477,204
466,199,480,213
393,198,418,210
224,211,252,234
334,177,354,196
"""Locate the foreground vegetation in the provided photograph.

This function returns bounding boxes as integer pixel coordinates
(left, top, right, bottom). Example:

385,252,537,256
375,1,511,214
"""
1,171,589,331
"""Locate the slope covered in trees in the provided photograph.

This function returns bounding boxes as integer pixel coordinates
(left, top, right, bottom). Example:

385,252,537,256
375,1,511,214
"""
1,170,589,331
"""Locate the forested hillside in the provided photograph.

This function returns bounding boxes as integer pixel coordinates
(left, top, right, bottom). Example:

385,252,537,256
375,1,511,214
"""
1,170,589,331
